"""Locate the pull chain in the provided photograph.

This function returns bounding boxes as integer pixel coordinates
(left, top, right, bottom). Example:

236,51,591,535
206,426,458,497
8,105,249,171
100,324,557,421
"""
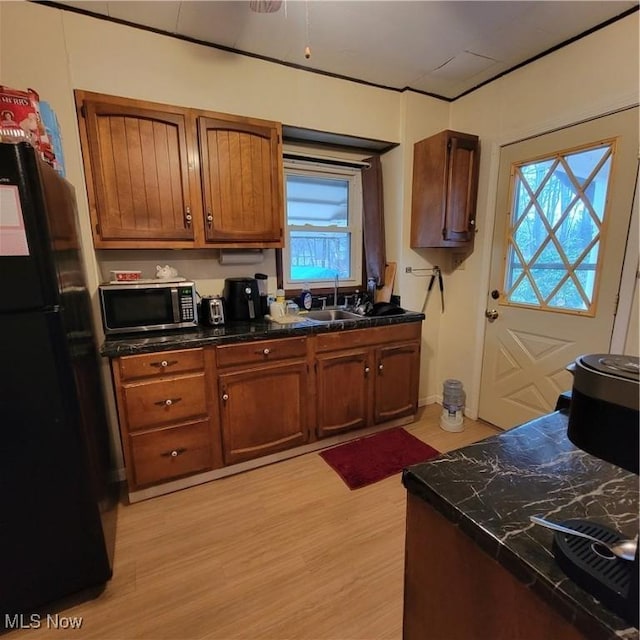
304,0,311,59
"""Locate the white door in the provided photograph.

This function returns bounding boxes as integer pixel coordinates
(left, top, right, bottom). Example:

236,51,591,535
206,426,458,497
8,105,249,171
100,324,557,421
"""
479,108,639,429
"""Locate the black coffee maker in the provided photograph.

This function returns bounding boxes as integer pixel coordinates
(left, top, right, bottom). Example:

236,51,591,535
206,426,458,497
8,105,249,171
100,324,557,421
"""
558,354,639,626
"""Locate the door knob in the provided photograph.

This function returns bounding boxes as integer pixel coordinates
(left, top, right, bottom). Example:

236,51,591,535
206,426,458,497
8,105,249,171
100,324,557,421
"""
485,309,499,321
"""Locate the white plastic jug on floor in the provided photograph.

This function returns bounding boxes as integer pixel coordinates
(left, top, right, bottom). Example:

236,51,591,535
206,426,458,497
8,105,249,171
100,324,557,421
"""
441,379,465,432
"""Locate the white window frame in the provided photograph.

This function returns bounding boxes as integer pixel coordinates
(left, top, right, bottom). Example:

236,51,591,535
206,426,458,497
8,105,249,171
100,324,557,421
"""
282,158,363,291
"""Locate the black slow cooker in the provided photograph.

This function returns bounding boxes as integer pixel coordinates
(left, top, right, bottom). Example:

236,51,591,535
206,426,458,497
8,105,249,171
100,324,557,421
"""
566,354,639,474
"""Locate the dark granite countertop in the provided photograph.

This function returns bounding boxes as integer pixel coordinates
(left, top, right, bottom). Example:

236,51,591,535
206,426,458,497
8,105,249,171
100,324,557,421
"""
101,311,424,358
402,411,639,640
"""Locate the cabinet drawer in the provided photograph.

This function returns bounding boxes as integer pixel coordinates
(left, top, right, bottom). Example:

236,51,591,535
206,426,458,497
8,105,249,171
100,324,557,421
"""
123,373,207,430
117,349,204,381
216,336,307,368
315,323,421,353
129,420,213,487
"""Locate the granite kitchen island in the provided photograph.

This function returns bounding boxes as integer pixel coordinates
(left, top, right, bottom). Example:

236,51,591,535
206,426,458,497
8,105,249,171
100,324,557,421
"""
402,410,639,640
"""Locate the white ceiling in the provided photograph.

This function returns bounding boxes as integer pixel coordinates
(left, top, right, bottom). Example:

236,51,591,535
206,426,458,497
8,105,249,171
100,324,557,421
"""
57,0,637,100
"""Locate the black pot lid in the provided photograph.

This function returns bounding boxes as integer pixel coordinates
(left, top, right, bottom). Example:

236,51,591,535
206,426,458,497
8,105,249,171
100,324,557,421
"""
578,354,639,381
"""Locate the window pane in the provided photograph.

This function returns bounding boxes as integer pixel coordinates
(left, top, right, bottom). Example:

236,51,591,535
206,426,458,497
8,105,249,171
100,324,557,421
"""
289,230,351,282
556,201,598,262
548,278,588,310
513,210,545,261
510,275,539,305
286,175,349,228
519,159,555,196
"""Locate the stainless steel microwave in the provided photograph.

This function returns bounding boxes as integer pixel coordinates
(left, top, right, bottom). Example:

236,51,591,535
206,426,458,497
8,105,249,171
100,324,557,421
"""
99,281,198,335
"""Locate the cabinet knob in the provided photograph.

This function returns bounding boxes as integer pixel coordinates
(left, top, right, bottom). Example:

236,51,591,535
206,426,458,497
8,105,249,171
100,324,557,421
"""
185,207,192,226
161,447,186,458
207,211,213,227
150,359,177,369
364,366,370,375
263,348,271,355
153,397,182,407
378,364,384,372
222,393,229,401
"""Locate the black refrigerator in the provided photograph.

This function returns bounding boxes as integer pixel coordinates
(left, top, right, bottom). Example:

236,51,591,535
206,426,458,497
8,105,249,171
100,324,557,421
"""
0,141,116,624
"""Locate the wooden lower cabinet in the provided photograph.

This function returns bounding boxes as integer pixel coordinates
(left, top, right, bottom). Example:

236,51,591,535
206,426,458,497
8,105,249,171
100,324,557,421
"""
374,342,420,424
129,419,213,487
111,347,221,491
315,323,421,438
218,360,309,464
110,322,423,495
316,349,371,437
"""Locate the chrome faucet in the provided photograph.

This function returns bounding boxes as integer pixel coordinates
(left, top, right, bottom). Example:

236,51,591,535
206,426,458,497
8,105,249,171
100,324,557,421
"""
334,273,339,308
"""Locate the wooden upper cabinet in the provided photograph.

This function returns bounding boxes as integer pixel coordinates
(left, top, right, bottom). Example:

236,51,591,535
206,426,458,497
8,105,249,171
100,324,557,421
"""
410,130,480,248
75,91,285,249
198,115,283,246
77,92,195,248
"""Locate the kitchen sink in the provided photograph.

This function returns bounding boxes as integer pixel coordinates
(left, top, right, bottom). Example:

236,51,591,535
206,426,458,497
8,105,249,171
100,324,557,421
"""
304,308,362,322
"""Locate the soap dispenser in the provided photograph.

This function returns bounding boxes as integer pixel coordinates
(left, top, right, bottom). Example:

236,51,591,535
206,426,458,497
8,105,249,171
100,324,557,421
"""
299,284,312,311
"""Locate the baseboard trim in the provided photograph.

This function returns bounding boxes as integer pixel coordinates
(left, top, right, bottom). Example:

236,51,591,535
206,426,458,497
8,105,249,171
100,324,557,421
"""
127,414,416,503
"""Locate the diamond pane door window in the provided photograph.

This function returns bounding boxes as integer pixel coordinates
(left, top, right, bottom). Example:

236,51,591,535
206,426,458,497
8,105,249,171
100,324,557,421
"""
504,142,614,315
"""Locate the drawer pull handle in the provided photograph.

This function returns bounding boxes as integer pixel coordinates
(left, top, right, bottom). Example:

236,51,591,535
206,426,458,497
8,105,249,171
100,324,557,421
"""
154,397,182,407
161,447,187,458
150,359,178,369
222,393,229,401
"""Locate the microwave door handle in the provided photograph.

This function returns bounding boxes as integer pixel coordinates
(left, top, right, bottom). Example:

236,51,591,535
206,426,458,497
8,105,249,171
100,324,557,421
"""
171,287,180,322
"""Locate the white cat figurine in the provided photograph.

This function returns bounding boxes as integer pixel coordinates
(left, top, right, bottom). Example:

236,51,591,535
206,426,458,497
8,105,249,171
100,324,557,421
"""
156,264,178,279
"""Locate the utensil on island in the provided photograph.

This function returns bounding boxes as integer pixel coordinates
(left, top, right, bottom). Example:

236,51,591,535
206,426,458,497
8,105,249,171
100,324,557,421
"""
530,515,637,561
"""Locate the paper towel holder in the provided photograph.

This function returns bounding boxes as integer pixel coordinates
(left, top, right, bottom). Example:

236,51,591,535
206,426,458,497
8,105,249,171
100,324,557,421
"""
218,249,264,265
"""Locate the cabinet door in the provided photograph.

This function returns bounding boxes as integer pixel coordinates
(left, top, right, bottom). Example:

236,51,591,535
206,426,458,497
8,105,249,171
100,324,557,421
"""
198,116,283,246
374,342,420,424
82,98,194,245
443,133,479,243
316,350,371,437
218,361,308,464
410,129,479,248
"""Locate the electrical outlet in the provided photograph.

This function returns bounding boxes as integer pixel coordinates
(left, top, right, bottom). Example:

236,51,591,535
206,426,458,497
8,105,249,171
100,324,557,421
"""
405,266,413,273
451,252,466,270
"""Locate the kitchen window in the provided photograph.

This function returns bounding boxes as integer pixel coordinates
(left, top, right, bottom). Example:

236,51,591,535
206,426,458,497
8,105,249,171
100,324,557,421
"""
282,158,363,291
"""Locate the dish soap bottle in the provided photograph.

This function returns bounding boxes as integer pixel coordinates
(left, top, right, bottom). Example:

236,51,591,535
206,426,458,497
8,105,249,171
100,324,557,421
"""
299,284,312,311
269,289,286,318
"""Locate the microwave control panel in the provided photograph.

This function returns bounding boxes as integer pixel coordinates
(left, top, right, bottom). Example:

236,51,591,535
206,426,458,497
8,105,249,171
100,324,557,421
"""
179,287,195,321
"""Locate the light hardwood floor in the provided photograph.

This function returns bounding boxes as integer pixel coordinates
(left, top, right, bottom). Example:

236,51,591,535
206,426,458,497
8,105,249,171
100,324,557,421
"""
10,405,499,640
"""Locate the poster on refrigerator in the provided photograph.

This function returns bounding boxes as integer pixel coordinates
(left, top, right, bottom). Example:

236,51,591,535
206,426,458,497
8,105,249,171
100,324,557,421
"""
0,184,30,255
